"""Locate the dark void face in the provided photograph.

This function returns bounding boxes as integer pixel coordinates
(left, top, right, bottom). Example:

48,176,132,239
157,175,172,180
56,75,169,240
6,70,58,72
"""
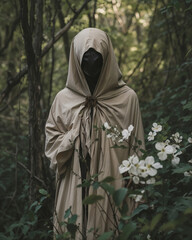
81,48,103,95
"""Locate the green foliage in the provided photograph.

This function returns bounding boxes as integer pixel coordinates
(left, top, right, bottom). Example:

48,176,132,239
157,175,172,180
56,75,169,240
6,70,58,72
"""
0,0,192,239
97,231,114,240
56,207,78,240
83,194,104,204
113,188,128,207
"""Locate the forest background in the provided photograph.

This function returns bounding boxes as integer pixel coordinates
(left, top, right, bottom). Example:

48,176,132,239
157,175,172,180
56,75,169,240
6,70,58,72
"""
0,0,192,239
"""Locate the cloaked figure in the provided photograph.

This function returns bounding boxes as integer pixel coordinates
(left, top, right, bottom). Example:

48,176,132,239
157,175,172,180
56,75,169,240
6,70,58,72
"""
45,28,145,239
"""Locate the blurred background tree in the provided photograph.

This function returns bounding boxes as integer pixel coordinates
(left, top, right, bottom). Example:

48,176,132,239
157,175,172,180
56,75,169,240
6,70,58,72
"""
0,0,192,239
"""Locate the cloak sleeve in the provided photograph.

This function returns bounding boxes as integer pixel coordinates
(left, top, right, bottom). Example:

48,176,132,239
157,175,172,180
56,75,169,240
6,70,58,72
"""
127,90,145,156
45,94,79,177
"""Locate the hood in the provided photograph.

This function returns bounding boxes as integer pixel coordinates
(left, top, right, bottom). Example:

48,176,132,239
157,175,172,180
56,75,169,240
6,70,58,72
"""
66,28,126,98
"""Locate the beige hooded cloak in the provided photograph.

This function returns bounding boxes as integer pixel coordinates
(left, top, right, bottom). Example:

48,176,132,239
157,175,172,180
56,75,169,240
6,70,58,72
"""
45,28,145,239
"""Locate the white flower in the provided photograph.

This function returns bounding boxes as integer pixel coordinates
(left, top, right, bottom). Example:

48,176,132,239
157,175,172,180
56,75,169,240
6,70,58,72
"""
134,194,143,202
138,160,148,178
133,176,140,184
188,137,192,143
122,129,131,140
147,234,152,240
172,144,180,152
107,133,112,138
129,156,142,176
147,131,157,141
172,144,182,158
104,122,111,130
107,132,119,142
121,125,134,140
184,171,192,177
165,139,170,145
146,177,156,184
119,160,132,174
128,125,134,132
152,162,163,169
152,123,162,132
145,156,162,176
155,142,174,161
131,155,139,165
188,159,192,164
172,132,183,143
171,156,180,166
131,190,145,202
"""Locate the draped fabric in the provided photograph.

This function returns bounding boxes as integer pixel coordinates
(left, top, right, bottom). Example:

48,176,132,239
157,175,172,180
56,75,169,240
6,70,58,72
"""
45,28,145,239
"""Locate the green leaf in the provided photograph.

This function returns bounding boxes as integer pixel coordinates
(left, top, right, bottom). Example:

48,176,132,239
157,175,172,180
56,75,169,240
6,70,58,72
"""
97,231,114,240
30,200,38,209
141,213,163,232
93,181,100,189
83,194,104,204
64,207,71,219
56,232,71,239
101,176,115,183
68,214,78,224
113,188,128,206
40,196,47,203
100,182,115,194
34,204,42,213
183,101,192,110
119,201,128,216
131,204,149,218
67,223,78,237
117,222,137,240
150,213,162,230
182,115,192,122
172,165,192,174
0,233,10,240
39,188,48,195
22,225,30,235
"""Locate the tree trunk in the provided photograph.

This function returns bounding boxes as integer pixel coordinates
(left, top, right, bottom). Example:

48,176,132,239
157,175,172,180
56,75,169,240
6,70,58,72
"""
20,0,43,201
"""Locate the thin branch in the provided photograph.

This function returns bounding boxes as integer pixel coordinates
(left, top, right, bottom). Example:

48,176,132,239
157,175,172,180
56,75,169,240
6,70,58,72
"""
0,0,91,105
92,0,97,27
0,67,28,104
66,0,77,13
0,86,27,113
55,0,70,62
128,52,148,78
18,161,47,187
126,0,140,33
48,5,56,108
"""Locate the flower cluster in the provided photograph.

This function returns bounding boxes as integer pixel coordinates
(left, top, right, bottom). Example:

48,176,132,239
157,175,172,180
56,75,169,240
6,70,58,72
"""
119,155,163,185
103,122,134,143
171,132,183,143
155,141,182,165
147,122,162,141
147,123,184,166
130,189,145,202
104,121,192,193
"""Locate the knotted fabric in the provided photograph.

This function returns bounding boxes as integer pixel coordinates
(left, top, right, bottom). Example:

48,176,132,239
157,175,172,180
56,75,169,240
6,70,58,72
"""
84,96,98,108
